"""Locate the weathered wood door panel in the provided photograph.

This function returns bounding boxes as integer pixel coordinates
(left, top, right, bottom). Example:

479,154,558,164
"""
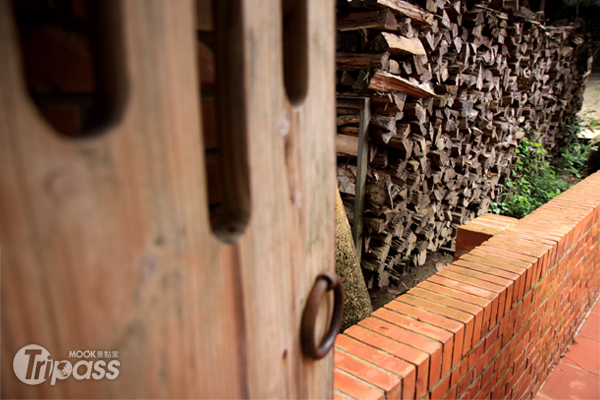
0,0,335,398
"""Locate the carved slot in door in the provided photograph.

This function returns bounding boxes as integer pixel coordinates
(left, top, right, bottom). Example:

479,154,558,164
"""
282,0,308,106
11,0,127,137
196,0,250,243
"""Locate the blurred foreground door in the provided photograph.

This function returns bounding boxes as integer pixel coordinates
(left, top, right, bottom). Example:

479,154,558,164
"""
0,0,336,397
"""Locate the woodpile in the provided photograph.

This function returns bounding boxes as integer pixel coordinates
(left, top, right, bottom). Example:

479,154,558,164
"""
335,0,595,288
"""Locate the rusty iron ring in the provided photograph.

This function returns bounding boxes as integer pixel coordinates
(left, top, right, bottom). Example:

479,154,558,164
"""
301,272,344,359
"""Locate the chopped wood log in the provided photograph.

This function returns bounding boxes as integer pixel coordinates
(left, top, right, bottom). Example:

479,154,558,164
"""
339,71,356,87
335,1,593,290
336,134,359,156
337,52,391,71
337,10,399,31
338,166,357,195
368,71,437,98
363,0,435,25
371,114,398,136
337,114,361,126
370,32,427,56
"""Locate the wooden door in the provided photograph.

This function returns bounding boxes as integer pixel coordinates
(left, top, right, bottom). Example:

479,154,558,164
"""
0,0,336,398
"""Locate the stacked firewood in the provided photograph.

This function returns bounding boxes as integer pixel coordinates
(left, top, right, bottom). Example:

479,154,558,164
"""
335,0,594,288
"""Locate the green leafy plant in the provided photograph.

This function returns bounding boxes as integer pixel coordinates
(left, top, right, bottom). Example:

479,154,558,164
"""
490,136,571,219
557,114,595,180
583,110,600,129
491,115,597,219
559,141,592,180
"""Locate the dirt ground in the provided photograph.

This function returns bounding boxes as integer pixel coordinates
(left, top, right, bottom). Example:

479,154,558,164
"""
368,250,455,311
578,73,600,139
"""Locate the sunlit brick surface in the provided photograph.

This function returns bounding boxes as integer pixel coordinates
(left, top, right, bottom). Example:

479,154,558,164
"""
334,171,600,399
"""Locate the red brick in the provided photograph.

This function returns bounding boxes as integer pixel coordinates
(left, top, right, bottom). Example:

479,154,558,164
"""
430,374,451,400
446,264,514,320
379,358,416,400
335,334,417,400
478,379,493,400
542,205,591,220
437,267,506,295
468,341,485,371
409,282,491,346
455,258,521,314
484,325,500,353
428,273,500,330
478,339,500,378
386,300,465,366
523,291,533,309
526,259,543,293
334,368,385,400
501,322,514,348
451,357,469,388
328,180,600,400
471,243,534,268
456,367,474,398
512,221,567,240
333,390,351,400
455,225,495,258
464,252,528,306
466,248,531,273
360,317,443,386
481,360,495,388
411,284,486,346
336,334,382,361
344,325,429,399
490,236,550,269
373,308,455,377
469,245,537,279
455,258,521,282
499,310,514,333
471,213,518,227
442,384,458,400
465,376,481,400
501,228,558,247
491,378,506,399
373,308,451,343
334,351,402,400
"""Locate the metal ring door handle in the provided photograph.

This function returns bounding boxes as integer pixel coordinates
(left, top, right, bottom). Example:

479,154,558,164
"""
301,272,344,359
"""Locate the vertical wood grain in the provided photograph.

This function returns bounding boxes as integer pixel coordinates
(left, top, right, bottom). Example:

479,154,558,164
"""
0,0,335,398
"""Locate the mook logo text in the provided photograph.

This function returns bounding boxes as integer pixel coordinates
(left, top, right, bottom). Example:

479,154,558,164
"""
13,344,120,385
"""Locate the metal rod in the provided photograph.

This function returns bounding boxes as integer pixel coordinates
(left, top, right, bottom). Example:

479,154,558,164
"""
335,95,371,260
353,97,370,260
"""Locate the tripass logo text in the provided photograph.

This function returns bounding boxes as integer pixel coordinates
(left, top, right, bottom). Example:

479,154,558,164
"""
13,344,120,385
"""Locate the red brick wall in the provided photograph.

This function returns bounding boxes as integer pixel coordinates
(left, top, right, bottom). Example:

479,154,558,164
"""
454,214,519,261
334,171,600,400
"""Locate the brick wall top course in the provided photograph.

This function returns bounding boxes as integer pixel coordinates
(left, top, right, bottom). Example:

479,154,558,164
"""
334,171,600,400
